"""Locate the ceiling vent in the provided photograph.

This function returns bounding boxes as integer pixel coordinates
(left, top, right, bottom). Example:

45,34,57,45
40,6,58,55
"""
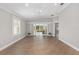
60,3,64,5
51,14,54,16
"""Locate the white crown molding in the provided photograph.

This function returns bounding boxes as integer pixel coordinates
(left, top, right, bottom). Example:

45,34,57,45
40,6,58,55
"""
57,3,71,15
0,5,25,20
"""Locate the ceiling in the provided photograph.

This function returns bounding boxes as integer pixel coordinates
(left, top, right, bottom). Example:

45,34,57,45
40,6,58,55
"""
0,3,70,20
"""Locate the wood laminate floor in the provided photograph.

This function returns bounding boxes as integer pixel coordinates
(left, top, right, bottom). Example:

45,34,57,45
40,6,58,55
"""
0,36,79,55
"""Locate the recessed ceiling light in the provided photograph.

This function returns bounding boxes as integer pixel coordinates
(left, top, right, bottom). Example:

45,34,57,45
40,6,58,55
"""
25,3,29,7
54,3,58,6
54,3,60,6
54,3,64,6
39,10,42,13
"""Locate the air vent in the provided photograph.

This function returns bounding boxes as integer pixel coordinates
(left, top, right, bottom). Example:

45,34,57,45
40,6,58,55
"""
51,14,54,16
60,3,64,5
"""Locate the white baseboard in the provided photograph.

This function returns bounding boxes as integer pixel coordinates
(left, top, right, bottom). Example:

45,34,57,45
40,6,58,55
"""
0,35,26,51
59,39,79,52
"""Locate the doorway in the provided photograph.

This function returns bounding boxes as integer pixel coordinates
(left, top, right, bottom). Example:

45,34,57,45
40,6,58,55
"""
55,23,59,39
33,24,48,36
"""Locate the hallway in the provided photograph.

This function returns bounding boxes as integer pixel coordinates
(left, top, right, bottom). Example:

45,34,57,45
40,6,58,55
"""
0,3,79,55
0,36,79,55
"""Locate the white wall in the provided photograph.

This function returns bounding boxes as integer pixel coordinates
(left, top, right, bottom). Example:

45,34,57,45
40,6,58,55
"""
26,22,33,35
59,4,79,50
52,17,59,36
48,22,53,36
0,9,27,50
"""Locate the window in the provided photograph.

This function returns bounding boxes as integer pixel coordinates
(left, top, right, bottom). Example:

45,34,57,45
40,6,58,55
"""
13,17,21,35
